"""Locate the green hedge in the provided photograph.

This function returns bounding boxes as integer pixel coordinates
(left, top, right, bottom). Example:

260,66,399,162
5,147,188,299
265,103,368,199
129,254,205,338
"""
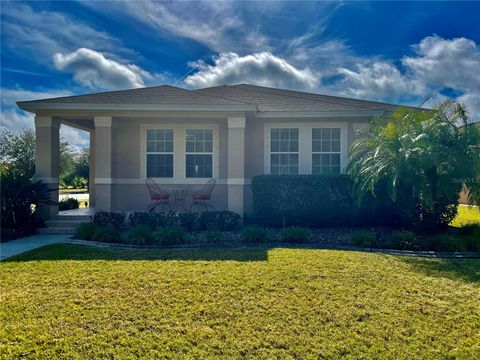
252,175,374,227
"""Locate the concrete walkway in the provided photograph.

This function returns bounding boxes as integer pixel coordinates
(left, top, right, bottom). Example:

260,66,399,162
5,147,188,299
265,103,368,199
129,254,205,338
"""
0,234,71,261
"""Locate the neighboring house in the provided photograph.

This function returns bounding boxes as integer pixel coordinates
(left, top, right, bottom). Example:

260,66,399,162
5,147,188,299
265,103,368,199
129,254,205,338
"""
17,84,402,219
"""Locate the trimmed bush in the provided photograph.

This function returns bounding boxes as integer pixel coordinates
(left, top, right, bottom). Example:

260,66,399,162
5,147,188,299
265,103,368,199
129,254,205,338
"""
178,211,200,231
387,230,419,250
93,211,126,227
240,226,269,244
152,226,187,246
199,211,241,231
350,230,377,248
431,235,467,252
125,225,153,245
74,222,100,240
59,197,79,211
458,223,480,237
92,225,120,243
280,227,311,243
205,231,225,244
252,175,365,227
128,211,178,229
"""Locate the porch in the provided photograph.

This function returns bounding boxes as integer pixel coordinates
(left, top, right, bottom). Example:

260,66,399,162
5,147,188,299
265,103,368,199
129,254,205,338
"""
34,115,247,221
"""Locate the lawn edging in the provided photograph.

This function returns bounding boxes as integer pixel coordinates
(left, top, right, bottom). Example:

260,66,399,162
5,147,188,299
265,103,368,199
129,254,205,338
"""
64,239,480,259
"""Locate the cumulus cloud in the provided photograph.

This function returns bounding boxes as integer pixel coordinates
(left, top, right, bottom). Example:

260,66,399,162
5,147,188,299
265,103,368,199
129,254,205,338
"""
403,36,480,91
185,52,318,90
53,48,151,90
336,61,425,101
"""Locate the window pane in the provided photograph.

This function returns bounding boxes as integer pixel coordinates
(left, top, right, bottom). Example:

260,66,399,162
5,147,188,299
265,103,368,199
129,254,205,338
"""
146,154,173,178
271,140,280,152
147,140,155,152
331,140,340,152
186,129,213,154
147,129,155,141
322,128,331,139
186,154,212,178
332,128,341,139
321,141,330,152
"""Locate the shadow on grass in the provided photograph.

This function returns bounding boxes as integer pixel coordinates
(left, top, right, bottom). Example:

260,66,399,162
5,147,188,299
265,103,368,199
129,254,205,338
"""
399,256,480,284
4,243,269,262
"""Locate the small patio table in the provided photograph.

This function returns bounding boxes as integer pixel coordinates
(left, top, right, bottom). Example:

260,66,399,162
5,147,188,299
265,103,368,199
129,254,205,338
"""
171,188,188,211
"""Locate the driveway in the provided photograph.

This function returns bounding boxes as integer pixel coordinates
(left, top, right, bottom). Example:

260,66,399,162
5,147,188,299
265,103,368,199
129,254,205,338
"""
0,234,71,261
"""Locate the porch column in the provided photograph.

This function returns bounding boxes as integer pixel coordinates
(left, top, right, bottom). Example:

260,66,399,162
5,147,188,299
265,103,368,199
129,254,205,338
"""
88,130,95,207
35,116,60,220
227,117,246,216
94,116,112,211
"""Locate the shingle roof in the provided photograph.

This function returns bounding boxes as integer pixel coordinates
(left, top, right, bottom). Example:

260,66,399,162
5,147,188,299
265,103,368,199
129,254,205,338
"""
17,83,403,112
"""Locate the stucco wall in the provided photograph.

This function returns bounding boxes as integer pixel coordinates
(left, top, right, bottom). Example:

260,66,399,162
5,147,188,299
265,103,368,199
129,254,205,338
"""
101,114,373,213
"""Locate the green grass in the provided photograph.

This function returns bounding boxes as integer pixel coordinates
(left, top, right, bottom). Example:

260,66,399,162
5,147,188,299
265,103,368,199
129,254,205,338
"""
59,188,88,194
451,205,480,227
2,244,480,358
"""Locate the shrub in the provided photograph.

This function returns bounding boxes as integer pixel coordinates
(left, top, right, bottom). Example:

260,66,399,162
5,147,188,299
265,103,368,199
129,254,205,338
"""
240,226,269,244
93,211,126,227
74,222,100,240
387,230,419,250
59,197,79,211
456,224,480,251
152,226,187,246
252,175,379,228
431,235,467,252
350,230,377,248
205,231,225,244
280,227,312,243
458,223,480,237
199,211,241,231
92,225,120,243
129,211,177,229
125,225,153,245
1,169,55,232
178,211,200,231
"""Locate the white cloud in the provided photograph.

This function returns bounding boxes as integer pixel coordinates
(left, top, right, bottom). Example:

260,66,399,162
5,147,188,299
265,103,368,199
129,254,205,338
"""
2,3,133,62
53,48,151,90
0,88,89,148
336,61,425,100
185,52,318,90
403,36,480,92
81,0,270,53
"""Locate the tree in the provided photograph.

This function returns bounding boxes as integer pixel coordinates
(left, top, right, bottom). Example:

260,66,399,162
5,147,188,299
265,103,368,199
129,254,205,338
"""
347,99,480,231
0,128,35,177
1,127,89,188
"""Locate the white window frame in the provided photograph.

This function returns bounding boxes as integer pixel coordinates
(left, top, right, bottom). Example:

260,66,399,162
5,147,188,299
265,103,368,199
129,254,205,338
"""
311,128,342,175
145,129,174,178
264,122,348,175
269,128,300,175
140,123,219,184
185,128,214,179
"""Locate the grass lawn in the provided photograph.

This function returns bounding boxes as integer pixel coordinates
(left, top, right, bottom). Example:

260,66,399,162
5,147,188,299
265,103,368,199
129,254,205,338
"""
1,245,480,358
59,188,88,195
451,205,480,227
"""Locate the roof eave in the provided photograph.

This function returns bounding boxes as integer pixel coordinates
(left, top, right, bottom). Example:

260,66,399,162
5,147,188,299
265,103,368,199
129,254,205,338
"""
256,110,391,118
16,102,258,113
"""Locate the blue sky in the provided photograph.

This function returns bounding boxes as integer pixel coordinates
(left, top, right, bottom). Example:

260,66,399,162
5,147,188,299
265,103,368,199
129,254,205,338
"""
2,1,480,147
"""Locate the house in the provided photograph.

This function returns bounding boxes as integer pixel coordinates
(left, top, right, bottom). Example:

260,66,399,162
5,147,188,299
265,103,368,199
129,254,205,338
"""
17,84,401,220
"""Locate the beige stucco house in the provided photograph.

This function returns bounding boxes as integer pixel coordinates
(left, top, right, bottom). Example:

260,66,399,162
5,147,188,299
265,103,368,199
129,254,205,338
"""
17,84,401,220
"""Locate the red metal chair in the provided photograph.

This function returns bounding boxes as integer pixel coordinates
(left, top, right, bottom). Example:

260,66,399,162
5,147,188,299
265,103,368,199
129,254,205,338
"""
191,179,216,211
145,178,171,212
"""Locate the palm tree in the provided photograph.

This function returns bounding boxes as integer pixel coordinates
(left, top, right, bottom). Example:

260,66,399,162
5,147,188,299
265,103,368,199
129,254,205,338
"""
347,99,480,231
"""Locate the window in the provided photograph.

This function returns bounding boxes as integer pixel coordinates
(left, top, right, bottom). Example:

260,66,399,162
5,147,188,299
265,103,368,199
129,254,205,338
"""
146,129,173,178
270,128,299,175
312,128,341,175
186,129,213,178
